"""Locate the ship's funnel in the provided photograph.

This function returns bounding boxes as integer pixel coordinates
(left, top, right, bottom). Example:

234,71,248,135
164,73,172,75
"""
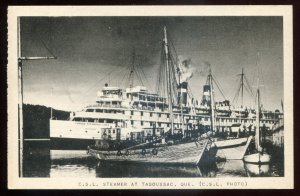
177,82,188,106
202,85,211,106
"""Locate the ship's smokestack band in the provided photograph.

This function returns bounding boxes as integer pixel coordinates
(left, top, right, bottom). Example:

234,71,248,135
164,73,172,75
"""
177,82,188,106
202,85,211,106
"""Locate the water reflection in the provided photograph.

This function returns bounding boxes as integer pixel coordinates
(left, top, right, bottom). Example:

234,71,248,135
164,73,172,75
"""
216,160,248,177
23,145,282,178
96,161,218,178
244,163,270,177
23,141,51,177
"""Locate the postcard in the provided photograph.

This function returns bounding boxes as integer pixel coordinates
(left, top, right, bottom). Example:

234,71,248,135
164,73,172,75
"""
7,5,293,189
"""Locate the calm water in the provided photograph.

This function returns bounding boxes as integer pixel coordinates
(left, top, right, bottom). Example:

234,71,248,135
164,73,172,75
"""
23,141,284,178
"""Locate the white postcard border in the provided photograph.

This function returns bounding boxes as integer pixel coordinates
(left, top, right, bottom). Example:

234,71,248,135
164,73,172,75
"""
7,5,294,189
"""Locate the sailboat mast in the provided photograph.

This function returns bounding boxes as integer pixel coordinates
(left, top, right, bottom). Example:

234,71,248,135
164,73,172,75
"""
256,78,262,152
163,26,174,135
209,68,216,135
241,68,244,106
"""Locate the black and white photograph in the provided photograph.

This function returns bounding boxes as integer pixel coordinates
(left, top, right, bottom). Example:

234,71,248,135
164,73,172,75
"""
7,6,293,189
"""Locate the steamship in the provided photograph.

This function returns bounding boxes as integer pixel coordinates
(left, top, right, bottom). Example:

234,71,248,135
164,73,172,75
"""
50,26,282,161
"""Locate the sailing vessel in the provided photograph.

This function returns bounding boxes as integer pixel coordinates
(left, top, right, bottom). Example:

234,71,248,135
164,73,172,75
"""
243,55,271,164
206,68,253,160
243,88,271,163
87,26,217,165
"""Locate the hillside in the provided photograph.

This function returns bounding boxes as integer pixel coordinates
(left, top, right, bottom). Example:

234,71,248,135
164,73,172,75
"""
23,104,70,139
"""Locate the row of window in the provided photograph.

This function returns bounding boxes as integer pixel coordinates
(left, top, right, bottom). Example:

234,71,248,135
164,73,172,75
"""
103,129,118,134
73,118,116,123
97,101,121,104
86,109,125,114
82,110,276,124
131,120,171,127
130,111,170,118
126,93,166,102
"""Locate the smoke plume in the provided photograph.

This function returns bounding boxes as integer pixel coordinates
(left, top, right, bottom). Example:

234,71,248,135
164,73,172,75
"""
178,56,194,83
194,61,211,76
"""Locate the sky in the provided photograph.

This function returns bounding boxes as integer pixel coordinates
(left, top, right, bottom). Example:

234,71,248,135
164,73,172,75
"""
20,17,283,111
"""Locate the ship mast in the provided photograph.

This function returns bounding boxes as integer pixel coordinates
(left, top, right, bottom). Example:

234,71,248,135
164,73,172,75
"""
241,68,244,106
176,63,185,136
17,18,56,177
129,48,136,88
239,68,244,135
254,51,263,152
208,68,216,135
180,74,184,136
255,82,262,152
163,26,174,135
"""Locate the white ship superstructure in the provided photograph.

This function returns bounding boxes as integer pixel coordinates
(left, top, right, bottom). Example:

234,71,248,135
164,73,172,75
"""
50,83,280,142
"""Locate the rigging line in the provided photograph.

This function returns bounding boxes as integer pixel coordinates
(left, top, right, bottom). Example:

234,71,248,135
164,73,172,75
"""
111,65,129,86
156,64,161,94
232,77,243,104
121,61,131,85
81,68,116,96
212,76,227,100
136,56,152,88
243,86,254,102
159,65,164,97
158,57,162,96
139,65,152,91
34,30,56,58
232,83,242,105
134,65,145,86
243,81,254,98
168,31,179,62
163,55,168,98
160,63,165,96
136,63,148,87
120,67,130,88
172,80,178,103
170,58,178,83
244,76,254,97
125,61,132,87
126,62,135,88
169,51,179,71
170,57,181,89
159,44,167,97
259,67,266,92
40,39,56,58
126,68,133,87
171,59,179,101
245,75,253,92
156,45,164,94
169,59,175,102
117,66,131,87
83,68,114,93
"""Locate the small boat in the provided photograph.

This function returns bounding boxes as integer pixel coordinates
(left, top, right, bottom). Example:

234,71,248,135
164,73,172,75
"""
88,137,216,165
215,136,252,160
206,68,253,160
244,54,271,164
